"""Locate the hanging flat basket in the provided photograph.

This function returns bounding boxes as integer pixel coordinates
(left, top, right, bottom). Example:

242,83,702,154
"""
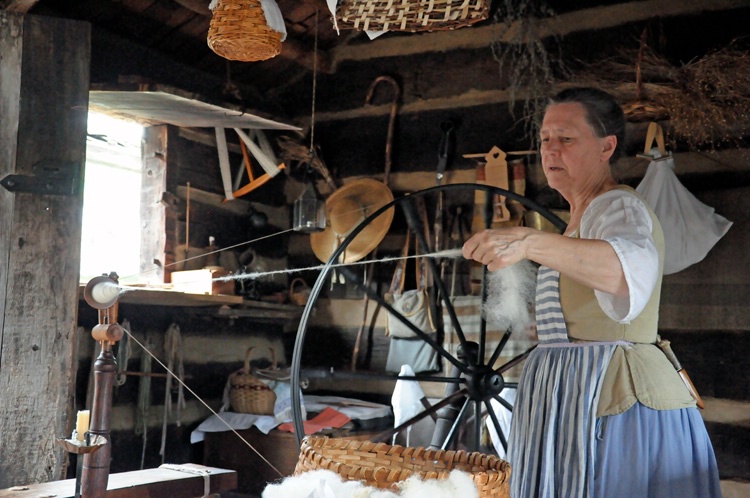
336,0,490,33
208,0,282,62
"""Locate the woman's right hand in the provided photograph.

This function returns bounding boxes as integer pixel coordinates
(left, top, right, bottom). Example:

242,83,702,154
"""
462,227,536,271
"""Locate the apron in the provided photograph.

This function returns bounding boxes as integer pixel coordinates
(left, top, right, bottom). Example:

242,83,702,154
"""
507,266,628,498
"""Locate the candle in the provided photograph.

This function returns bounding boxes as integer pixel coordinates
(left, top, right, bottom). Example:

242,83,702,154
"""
76,410,90,442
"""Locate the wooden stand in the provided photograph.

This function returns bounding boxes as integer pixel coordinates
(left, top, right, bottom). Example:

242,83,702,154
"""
80,275,126,498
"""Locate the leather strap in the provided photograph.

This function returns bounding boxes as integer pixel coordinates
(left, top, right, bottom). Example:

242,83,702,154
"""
388,197,432,294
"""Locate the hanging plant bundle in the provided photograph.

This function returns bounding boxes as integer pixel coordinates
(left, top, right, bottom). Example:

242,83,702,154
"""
577,40,750,149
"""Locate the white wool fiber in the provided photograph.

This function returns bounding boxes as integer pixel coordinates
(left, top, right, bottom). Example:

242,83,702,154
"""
483,259,538,334
396,470,479,498
262,469,479,498
262,469,388,498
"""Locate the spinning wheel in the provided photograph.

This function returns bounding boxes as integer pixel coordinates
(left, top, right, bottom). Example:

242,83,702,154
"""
290,183,566,454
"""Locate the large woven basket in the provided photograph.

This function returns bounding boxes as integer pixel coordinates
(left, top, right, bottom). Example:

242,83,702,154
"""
228,346,277,414
294,436,511,497
207,0,282,62
336,0,490,33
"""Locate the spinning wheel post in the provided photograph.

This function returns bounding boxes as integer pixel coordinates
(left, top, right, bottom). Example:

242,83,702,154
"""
80,275,125,498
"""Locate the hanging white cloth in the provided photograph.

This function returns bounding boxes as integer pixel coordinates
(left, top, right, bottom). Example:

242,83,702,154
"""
636,152,732,274
391,364,427,447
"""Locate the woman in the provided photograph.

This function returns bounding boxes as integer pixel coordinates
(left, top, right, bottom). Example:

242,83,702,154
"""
463,87,721,497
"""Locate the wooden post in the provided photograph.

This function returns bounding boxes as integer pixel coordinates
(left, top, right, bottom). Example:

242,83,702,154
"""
0,11,90,487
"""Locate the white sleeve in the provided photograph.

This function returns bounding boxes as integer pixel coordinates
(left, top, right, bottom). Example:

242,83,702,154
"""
580,190,660,323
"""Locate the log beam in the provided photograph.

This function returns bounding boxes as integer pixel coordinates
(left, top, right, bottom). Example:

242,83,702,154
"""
331,0,750,66
0,1,39,13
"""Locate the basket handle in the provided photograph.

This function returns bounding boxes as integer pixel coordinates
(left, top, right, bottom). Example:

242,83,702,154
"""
289,277,308,292
242,345,278,374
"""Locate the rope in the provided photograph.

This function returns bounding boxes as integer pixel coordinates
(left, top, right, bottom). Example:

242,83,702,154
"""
160,323,186,463
116,319,132,386
135,337,152,470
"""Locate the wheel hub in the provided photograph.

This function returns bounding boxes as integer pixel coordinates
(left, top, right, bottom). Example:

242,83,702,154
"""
467,365,506,401
457,342,506,401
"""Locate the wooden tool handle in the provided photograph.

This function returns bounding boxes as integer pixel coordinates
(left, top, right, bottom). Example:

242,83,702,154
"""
679,369,705,410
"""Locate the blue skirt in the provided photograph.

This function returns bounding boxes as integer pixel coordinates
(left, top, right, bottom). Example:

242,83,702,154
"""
593,402,722,498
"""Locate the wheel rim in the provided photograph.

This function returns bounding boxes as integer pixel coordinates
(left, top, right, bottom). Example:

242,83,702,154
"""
290,183,566,452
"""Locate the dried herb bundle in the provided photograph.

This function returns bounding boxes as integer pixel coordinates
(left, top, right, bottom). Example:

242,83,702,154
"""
577,40,750,148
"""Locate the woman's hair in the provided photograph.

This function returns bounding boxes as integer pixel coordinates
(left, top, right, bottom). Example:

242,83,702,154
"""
548,87,626,162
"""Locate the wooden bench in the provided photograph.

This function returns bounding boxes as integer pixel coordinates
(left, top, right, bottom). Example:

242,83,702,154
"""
0,464,237,498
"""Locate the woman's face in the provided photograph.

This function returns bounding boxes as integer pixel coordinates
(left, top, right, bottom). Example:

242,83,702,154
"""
539,102,615,197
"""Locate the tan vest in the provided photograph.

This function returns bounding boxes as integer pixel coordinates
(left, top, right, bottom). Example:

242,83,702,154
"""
559,187,696,416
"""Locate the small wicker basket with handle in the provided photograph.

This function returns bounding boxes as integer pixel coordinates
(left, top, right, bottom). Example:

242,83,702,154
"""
294,436,511,497
289,277,311,306
228,346,277,415
207,0,282,62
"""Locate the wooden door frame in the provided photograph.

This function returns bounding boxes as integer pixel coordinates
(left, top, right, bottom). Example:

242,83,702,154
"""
0,11,91,487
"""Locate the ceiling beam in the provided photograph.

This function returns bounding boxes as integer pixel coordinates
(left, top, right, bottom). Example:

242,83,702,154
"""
293,82,675,122
330,0,750,67
171,0,211,16
0,0,39,12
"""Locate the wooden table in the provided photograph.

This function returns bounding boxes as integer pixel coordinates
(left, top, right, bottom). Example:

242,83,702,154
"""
0,464,237,498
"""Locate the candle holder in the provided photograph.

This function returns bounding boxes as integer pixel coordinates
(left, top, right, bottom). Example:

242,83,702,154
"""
57,433,108,498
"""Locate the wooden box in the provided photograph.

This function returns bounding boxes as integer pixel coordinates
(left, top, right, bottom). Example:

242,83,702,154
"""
170,268,235,296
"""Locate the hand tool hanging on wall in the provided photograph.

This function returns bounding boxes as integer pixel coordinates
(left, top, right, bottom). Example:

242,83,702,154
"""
434,120,455,299
434,120,455,254
351,75,400,371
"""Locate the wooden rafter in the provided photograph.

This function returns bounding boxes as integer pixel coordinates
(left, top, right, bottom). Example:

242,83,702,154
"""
331,0,750,67
0,0,39,12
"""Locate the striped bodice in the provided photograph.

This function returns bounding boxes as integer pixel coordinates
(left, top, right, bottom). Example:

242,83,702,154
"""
534,266,569,344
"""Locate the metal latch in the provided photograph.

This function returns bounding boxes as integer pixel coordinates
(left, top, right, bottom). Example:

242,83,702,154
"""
1,160,80,196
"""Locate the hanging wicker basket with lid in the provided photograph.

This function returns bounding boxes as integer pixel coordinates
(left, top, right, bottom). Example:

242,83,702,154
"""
228,346,277,414
294,436,511,497
336,0,490,33
207,0,282,62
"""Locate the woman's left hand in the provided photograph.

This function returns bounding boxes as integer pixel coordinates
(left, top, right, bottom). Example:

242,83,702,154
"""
462,227,536,271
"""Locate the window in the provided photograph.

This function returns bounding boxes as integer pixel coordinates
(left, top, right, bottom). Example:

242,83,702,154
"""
80,112,144,284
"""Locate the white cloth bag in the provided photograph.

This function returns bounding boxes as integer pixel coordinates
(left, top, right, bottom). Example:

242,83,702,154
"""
636,155,732,274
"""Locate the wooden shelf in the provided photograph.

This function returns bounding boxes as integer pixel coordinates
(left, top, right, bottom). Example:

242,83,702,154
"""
78,286,303,321
78,285,242,307
214,300,303,321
